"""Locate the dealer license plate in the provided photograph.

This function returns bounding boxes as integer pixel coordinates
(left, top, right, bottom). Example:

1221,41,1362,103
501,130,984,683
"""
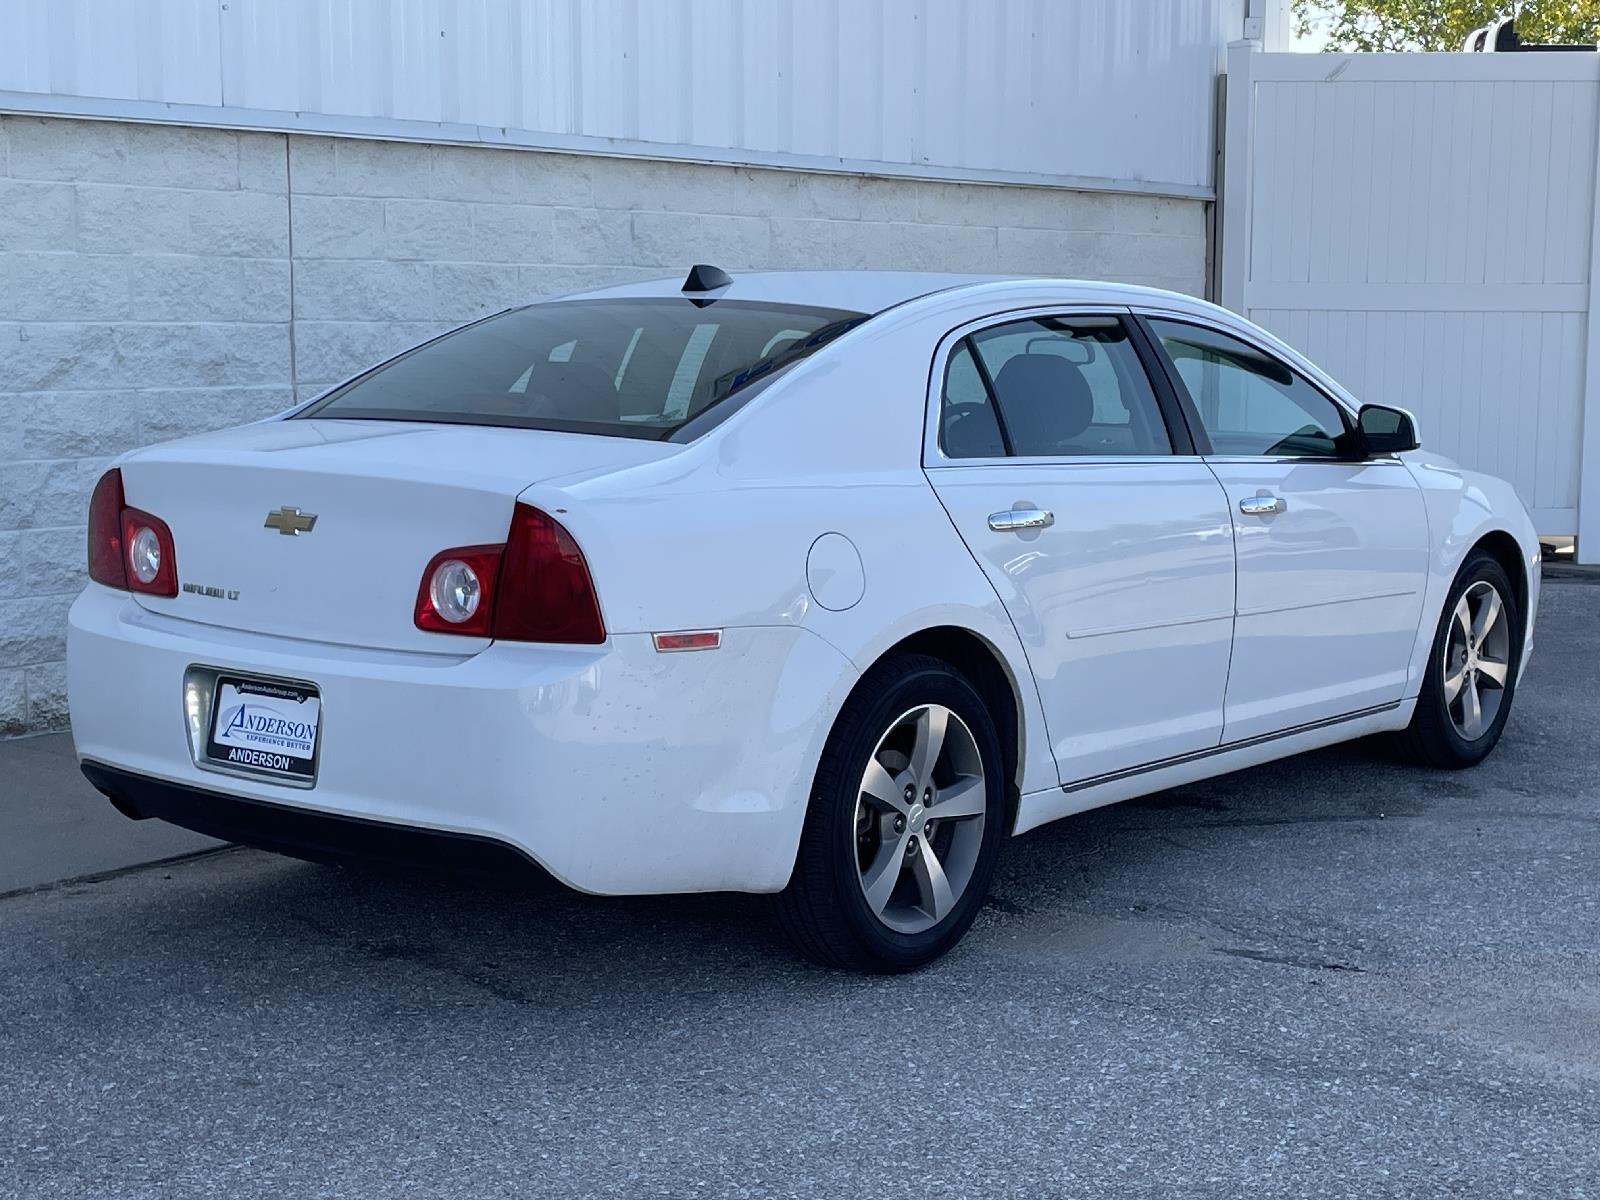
205,677,321,783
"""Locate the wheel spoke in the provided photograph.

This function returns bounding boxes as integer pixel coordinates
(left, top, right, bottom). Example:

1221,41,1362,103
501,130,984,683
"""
1452,595,1472,645
910,838,955,922
908,706,948,787
1476,657,1508,688
1442,661,1468,703
860,757,910,815
928,775,986,821
1461,675,1483,738
860,833,909,915
1471,588,1502,644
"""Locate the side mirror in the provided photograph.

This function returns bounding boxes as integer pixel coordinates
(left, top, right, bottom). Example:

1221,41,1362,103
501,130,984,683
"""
1357,404,1420,455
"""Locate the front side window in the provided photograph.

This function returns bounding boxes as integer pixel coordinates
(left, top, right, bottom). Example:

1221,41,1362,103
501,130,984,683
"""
939,315,1172,459
299,298,868,441
1147,319,1354,459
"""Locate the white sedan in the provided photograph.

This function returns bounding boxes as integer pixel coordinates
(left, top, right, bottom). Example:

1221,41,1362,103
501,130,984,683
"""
68,269,1539,971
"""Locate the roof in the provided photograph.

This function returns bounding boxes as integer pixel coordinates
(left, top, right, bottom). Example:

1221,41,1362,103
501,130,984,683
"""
559,270,999,313
558,270,1222,319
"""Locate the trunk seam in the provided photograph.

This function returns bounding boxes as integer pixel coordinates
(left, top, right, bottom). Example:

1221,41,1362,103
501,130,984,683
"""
284,135,299,402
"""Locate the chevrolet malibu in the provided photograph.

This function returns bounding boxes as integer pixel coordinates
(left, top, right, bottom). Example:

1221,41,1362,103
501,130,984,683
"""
69,269,1539,971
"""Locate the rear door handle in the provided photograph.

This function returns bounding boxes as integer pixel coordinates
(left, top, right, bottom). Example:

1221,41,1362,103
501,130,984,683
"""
1238,492,1286,517
988,507,1055,532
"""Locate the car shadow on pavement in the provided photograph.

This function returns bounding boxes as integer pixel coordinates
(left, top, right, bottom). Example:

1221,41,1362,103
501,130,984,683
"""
157,733,1465,998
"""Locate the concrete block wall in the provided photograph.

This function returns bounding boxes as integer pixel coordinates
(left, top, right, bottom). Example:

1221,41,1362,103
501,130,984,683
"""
1,117,295,734
0,113,1208,735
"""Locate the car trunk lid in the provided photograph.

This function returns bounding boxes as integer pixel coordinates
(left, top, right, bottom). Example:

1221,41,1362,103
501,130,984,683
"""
119,419,676,652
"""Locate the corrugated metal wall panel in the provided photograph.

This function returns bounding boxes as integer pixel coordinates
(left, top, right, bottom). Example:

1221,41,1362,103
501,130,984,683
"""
0,0,1243,192
1,0,222,105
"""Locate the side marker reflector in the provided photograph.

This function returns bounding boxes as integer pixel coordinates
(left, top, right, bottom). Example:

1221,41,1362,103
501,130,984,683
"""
653,630,722,653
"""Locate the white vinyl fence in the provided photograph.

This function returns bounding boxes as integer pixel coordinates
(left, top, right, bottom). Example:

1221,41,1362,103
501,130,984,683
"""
1221,44,1600,561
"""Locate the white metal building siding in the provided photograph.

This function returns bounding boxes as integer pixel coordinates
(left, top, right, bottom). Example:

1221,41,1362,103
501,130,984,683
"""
1222,48,1600,547
2,0,1246,196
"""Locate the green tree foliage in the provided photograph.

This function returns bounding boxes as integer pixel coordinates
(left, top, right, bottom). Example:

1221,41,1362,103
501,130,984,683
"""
1293,0,1600,51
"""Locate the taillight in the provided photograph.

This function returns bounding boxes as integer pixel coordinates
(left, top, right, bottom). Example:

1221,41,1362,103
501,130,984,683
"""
413,504,604,644
87,469,179,597
495,505,605,644
122,508,178,596
87,469,127,589
414,545,502,637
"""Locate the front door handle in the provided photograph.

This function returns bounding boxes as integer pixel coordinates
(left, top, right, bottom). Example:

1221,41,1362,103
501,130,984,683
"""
1238,492,1287,517
988,507,1055,533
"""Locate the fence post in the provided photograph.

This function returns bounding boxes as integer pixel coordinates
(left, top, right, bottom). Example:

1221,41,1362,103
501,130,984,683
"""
1219,39,1259,317
1580,89,1600,563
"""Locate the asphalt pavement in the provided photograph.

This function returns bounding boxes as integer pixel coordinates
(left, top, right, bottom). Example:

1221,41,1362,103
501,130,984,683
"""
1,578,1596,1199
0,733,222,895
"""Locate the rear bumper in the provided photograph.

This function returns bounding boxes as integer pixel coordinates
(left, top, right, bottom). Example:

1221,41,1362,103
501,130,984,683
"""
68,586,858,894
81,761,551,880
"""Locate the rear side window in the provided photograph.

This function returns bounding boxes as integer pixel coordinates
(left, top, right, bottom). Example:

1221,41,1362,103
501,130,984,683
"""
298,299,868,440
939,341,1007,458
940,315,1172,458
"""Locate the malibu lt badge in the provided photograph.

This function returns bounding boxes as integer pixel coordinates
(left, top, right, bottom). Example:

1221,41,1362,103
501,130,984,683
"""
183,582,239,601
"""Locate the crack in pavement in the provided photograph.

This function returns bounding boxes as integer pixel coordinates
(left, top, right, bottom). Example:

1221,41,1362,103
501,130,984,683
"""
0,845,241,903
1215,946,1366,973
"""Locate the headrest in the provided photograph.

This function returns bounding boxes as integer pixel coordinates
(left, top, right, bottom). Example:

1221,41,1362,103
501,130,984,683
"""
527,361,620,421
991,355,1095,449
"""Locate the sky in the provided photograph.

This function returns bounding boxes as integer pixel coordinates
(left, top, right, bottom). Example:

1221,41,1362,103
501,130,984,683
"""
1289,13,1332,50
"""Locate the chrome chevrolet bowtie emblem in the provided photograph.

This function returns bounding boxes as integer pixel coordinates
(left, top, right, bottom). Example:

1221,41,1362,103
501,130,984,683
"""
264,506,318,536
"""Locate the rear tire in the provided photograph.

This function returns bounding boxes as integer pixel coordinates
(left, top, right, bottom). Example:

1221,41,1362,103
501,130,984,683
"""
1395,551,1521,769
775,653,1007,972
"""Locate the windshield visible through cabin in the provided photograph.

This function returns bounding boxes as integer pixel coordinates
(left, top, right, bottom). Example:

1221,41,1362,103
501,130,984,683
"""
296,298,870,441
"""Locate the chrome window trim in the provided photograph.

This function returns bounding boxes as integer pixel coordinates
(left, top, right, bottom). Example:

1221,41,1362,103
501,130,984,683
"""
1199,454,1410,466
923,303,1189,468
925,454,1208,470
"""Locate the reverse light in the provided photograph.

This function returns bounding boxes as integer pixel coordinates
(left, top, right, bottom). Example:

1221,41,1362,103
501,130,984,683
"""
87,469,178,597
128,525,163,585
430,559,483,623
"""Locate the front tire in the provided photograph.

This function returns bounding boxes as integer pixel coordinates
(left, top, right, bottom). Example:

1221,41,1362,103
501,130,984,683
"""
776,653,1007,972
1396,551,1521,769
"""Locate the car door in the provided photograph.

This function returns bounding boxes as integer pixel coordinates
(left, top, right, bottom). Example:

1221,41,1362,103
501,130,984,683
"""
1141,315,1431,744
924,310,1236,787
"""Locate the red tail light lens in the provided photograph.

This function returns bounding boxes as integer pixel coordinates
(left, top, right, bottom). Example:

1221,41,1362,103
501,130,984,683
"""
495,505,605,644
413,505,604,644
87,469,179,597
414,545,502,637
87,469,128,589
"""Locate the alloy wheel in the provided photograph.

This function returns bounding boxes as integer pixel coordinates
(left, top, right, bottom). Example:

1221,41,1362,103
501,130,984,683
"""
1443,580,1512,741
853,704,987,935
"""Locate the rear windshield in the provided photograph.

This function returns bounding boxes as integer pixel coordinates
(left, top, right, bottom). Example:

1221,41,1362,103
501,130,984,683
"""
296,298,869,440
